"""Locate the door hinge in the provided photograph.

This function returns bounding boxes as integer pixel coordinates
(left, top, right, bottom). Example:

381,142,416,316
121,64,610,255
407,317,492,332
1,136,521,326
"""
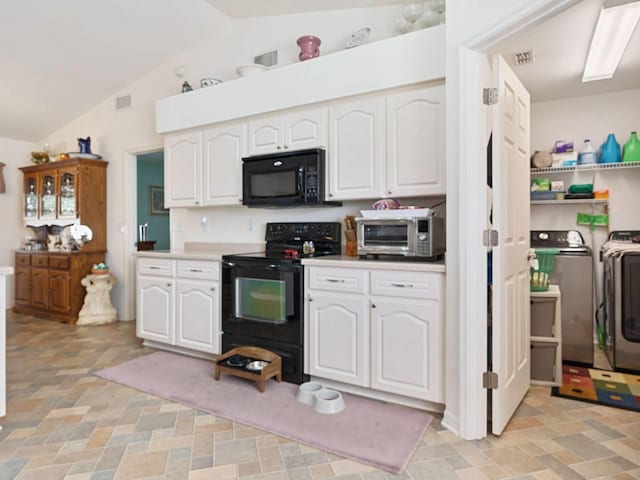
483,229,499,247
483,371,498,389
483,88,498,105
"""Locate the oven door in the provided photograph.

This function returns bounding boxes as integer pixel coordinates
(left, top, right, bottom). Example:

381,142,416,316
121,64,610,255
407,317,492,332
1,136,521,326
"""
222,259,303,345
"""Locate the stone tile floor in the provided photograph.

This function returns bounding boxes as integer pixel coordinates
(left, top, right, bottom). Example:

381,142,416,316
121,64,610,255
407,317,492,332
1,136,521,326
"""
1,311,639,479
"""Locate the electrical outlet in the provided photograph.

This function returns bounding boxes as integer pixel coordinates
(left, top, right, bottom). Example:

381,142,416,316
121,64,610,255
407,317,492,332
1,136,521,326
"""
249,217,255,232
176,222,183,232
201,216,208,232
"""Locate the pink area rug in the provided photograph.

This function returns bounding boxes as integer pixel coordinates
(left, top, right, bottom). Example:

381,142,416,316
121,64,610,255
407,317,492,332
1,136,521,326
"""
95,351,433,474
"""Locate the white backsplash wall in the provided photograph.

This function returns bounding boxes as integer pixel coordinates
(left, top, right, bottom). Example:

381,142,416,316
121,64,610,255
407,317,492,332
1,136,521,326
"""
171,196,446,250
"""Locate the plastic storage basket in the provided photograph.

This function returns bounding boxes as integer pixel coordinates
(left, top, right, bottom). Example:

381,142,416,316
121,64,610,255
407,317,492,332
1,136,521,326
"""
530,248,559,292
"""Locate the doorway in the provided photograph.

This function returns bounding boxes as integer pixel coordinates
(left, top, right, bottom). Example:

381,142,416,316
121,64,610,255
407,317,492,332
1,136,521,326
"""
136,151,169,251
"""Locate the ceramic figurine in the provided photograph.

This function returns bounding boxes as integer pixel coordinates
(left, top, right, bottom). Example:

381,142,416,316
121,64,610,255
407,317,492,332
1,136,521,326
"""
77,136,92,154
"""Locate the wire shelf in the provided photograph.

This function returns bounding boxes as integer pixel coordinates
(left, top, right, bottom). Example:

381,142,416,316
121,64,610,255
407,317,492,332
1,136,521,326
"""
531,161,640,175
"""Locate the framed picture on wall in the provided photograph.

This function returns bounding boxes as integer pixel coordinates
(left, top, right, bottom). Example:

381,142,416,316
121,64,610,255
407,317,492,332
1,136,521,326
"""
149,185,168,215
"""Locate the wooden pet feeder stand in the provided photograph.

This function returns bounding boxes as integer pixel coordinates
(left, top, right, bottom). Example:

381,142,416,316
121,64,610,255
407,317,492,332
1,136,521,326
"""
214,346,282,393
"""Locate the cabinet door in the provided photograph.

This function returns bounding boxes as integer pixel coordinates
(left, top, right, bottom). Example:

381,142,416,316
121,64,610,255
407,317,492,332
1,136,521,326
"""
137,276,175,344
164,131,202,207
329,97,385,200
203,123,246,206
57,167,78,219
307,291,369,386
370,298,442,402
14,266,31,306
248,117,283,155
39,172,57,219
175,280,220,354
23,173,38,220
48,270,71,314
30,268,49,309
386,85,446,197
283,108,327,151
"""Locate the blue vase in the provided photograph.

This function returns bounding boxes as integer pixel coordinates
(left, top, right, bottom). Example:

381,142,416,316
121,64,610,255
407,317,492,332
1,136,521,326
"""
599,133,621,163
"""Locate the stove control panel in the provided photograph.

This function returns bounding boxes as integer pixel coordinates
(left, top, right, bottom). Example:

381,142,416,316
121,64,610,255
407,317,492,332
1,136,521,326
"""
266,222,341,242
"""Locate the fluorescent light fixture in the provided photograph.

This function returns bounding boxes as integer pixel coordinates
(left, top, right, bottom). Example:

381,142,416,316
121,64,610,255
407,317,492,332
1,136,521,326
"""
582,0,640,82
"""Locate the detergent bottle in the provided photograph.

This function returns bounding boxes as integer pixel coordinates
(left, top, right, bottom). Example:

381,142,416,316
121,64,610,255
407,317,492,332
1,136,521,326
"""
622,131,640,162
578,139,597,165
599,133,621,163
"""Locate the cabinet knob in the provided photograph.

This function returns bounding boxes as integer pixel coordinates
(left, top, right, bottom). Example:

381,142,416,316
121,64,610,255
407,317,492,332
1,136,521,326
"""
166,283,171,287
329,193,333,198
372,303,376,308
277,145,282,150
195,201,200,205
309,296,313,302
284,145,289,149
387,190,392,195
210,287,215,292
238,198,243,203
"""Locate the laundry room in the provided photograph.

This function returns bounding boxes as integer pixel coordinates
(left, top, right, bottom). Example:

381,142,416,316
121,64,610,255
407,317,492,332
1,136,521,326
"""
491,0,640,391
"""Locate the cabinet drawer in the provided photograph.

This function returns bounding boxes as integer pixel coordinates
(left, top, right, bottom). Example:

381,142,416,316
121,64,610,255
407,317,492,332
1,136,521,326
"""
307,267,368,294
370,270,441,300
49,255,70,270
177,260,219,280
138,258,175,277
15,254,30,266
31,255,49,268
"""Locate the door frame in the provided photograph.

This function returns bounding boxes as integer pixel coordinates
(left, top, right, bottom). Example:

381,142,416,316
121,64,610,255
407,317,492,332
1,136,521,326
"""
121,145,164,322
453,0,580,439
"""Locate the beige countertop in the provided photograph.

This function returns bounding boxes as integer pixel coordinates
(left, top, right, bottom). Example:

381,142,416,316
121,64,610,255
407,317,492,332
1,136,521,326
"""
136,242,264,261
302,255,446,272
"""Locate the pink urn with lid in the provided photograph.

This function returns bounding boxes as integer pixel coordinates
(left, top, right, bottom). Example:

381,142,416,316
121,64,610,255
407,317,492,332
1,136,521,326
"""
297,35,321,61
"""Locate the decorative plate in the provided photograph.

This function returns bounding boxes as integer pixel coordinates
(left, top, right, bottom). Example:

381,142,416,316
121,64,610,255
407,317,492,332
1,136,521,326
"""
345,27,371,49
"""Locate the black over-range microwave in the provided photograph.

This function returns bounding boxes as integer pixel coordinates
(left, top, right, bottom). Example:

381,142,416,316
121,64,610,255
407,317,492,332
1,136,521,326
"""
242,148,341,208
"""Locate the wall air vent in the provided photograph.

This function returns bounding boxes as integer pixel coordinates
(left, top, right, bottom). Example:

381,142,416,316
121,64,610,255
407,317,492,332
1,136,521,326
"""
115,94,132,110
513,50,534,66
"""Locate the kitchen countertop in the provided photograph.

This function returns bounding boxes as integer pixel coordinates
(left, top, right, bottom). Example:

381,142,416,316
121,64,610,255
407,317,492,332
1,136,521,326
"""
136,242,264,261
302,255,446,273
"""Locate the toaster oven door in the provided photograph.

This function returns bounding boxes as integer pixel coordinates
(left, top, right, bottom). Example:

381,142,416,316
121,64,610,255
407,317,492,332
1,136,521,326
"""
358,219,416,255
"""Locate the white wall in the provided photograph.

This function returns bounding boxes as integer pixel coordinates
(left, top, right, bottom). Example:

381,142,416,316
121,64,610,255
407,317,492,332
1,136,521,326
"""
38,5,413,321
0,137,36,307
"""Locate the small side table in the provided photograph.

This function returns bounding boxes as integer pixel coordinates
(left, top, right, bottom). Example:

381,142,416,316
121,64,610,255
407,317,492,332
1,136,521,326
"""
77,273,118,325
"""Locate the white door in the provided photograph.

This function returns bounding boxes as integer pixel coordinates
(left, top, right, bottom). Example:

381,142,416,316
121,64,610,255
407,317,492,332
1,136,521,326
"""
386,85,446,197
203,123,246,206
248,117,283,155
164,131,202,207
491,55,531,435
283,108,327,151
175,279,219,354
136,276,175,344
307,291,369,386
328,97,385,200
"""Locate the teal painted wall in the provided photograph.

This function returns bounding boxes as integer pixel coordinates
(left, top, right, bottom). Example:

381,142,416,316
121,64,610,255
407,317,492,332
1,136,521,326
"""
137,152,169,250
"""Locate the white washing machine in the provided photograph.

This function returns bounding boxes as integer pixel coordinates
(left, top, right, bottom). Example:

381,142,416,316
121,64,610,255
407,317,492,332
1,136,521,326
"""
602,231,640,373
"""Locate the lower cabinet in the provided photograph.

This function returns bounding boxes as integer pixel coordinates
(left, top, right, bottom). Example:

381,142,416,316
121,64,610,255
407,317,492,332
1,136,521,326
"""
306,266,444,403
14,251,105,323
136,257,221,355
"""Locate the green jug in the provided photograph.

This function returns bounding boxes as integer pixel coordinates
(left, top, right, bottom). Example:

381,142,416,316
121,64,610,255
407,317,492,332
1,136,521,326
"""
622,131,640,162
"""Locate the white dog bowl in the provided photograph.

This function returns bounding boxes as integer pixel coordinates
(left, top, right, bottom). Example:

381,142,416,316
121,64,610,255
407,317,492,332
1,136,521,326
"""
313,389,345,414
296,381,325,405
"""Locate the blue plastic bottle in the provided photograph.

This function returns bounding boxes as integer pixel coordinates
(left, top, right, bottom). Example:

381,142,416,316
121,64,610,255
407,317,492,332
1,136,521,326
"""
578,139,597,165
599,133,621,163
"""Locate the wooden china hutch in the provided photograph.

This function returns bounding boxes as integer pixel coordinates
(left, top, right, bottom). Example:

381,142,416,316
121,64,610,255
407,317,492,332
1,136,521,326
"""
14,158,107,323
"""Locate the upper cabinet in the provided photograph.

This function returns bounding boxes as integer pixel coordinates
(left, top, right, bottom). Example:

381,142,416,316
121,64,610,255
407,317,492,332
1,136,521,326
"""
328,84,445,201
248,108,327,155
203,123,246,206
328,98,385,200
386,85,445,197
164,131,202,207
19,158,108,252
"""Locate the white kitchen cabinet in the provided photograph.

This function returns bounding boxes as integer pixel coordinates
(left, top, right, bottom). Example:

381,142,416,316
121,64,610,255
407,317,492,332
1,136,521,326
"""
307,291,369,386
176,279,219,354
248,107,327,155
202,123,246,206
164,131,202,207
386,85,446,197
305,265,444,403
137,276,175,345
370,297,442,401
136,257,221,355
328,97,385,200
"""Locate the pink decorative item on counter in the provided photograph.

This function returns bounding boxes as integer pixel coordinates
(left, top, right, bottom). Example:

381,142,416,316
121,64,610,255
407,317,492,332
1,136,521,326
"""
297,35,321,61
